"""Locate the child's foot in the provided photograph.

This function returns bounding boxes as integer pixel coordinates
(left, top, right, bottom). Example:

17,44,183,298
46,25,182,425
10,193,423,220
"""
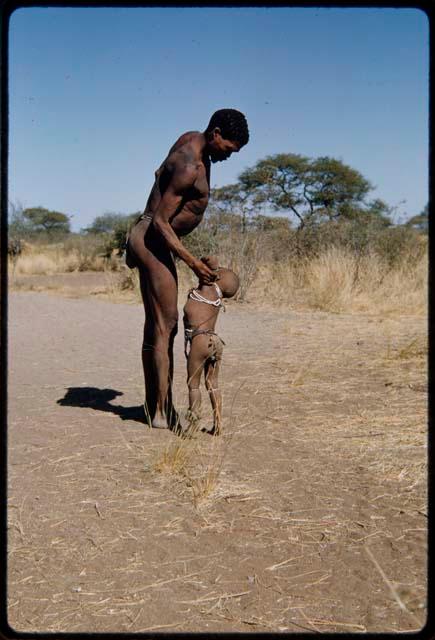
168,408,182,429
185,408,200,424
209,424,221,436
177,410,201,438
172,413,189,434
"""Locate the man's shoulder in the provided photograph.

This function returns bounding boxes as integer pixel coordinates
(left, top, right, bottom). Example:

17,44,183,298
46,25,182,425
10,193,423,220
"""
174,130,203,148
166,132,205,176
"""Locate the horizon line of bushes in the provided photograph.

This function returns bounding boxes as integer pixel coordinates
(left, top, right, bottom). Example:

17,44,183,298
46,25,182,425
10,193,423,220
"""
8,151,428,281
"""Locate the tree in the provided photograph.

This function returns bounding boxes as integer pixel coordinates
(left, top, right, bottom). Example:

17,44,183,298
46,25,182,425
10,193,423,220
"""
100,212,141,257
238,153,374,230
406,204,428,233
211,183,256,233
8,200,32,238
23,207,71,234
249,214,292,232
338,198,392,229
82,212,128,235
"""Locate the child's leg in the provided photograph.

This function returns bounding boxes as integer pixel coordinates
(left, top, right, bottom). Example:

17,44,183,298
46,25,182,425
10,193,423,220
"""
186,343,205,420
205,359,222,435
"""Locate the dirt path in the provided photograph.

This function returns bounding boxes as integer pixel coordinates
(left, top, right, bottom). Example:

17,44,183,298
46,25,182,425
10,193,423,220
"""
7,290,427,633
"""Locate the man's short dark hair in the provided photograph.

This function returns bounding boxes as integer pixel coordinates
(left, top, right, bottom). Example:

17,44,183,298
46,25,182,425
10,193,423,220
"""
206,109,249,147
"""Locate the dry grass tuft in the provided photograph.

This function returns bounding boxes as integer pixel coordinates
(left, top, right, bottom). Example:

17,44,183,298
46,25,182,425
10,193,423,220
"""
396,336,428,360
151,410,233,506
186,467,221,504
152,442,191,475
382,334,427,364
185,432,232,506
303,246,356,312
103,267,141,301
249,246,427,316
152,421,202,477
8,242,119,278
12,253,60,276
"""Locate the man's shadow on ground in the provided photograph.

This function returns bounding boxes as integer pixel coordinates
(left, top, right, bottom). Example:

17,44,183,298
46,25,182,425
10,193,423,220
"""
57,387,209,436
57,387,146,425
57,387,188,435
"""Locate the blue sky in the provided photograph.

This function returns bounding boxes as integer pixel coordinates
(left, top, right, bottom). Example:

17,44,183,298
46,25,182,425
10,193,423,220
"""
9,6,429,232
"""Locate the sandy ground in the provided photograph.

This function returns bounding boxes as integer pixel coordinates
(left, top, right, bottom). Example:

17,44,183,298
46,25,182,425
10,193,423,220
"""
7,277,427,633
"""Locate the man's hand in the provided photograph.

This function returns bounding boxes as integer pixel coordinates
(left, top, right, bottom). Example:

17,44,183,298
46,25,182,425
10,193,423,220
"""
200,255,220,270
192,259,217,285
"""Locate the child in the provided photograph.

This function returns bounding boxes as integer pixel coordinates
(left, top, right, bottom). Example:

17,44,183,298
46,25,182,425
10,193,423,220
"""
183,256,239,435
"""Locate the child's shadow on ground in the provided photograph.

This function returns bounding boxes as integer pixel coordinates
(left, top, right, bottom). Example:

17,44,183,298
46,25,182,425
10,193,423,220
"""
57,387,146,424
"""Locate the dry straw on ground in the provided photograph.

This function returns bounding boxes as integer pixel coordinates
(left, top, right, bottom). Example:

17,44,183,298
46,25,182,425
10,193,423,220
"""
151,391,235,507
8,282,427,632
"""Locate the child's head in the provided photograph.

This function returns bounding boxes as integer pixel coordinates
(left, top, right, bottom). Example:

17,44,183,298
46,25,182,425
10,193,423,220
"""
201,256,240,299
217,268,240,299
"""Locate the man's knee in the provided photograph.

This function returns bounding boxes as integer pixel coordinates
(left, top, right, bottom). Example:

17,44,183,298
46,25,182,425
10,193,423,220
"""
156,311,178,337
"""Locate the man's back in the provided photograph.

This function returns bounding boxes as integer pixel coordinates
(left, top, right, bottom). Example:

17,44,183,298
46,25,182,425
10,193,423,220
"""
144,131,210,236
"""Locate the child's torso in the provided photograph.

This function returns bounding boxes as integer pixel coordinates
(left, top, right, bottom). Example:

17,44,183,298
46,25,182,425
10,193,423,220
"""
183,285,221,332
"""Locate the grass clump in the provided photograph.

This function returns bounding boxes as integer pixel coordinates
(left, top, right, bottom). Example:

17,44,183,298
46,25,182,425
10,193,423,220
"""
152,418,229,506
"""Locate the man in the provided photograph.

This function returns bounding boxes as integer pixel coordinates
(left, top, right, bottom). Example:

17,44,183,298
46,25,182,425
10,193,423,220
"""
126,109,249,429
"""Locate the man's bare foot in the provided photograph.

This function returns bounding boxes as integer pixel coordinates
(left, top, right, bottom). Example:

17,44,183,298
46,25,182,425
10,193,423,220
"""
152,415,169,429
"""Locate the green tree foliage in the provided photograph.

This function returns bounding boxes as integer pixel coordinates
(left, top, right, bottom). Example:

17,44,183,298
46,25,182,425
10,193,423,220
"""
406,203,428,233
8,201,32,239
82,213,128,235
101,212,141,257
250,214,293,232
211,183,256,232
238,153,375,229
23,207,71,234
330,198,393,256
78,211,140,257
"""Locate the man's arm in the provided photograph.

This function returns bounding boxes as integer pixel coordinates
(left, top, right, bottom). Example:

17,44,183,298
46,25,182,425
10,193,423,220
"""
152,159,216,283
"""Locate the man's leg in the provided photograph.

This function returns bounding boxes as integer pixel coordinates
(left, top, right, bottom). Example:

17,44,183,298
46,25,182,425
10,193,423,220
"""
139,270,159,425
140,257,179,429
166,325,180,427
130,220,180,429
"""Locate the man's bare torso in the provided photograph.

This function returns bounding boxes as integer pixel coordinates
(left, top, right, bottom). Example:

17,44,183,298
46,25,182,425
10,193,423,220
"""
144,131,210,237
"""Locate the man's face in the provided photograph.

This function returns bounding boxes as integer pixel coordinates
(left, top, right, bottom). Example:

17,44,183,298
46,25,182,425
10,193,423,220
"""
208,129,242,163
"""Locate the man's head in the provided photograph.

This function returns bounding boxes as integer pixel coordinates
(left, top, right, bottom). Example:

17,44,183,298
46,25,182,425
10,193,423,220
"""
205,109,249,163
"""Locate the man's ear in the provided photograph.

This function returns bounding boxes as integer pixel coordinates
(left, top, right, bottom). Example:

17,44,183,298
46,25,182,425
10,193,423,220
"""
206,128,219,143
